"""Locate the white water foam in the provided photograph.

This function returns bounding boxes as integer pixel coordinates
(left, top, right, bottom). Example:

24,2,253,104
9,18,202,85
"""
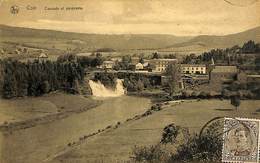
89,79,125,97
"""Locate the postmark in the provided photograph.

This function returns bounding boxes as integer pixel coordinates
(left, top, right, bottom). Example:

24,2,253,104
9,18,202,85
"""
222,118,260,163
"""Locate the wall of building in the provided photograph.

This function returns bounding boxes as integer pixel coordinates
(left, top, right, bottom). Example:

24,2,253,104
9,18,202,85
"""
209,72,237,91
181,65,206,74
149,59,177,72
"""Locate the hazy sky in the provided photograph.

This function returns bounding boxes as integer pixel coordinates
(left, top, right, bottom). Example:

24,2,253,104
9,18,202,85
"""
0,0,259,35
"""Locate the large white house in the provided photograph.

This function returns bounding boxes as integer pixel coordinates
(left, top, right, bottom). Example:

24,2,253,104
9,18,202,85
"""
181,64,207,74
149,59,178,72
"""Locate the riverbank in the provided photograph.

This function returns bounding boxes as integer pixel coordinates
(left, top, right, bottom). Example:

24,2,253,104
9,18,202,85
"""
0,95,151,163
0,92,101,133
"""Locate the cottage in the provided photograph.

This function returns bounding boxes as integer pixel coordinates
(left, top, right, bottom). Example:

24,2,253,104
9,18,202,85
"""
38,53,48,60
181,64,207,74
149,59,178,72
135,63,144,70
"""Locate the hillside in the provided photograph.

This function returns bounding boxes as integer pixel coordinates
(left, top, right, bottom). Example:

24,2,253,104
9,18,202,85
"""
1,25,260,55
0,25,192,51
159,26,260,54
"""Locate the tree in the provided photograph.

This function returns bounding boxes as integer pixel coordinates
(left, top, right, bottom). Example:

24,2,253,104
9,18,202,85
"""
165,64,181,96
139,57,144,64
152,52,160,59
136,79,144,92
91,53,103,67
231,95,240,111
160,123,180,144
242,40,257,53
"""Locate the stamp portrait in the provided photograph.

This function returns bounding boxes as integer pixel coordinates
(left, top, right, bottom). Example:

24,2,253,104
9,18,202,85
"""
222,118,260,163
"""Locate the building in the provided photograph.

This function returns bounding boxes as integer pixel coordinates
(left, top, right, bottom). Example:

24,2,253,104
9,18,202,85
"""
101,61,115,69
38,52,48,60
181,64,207,74
209,66,238,91
129,62,145,71
135,63,144,70
149,59,178,72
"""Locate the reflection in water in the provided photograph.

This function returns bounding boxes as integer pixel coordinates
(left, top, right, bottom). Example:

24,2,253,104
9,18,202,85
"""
0,96,150,163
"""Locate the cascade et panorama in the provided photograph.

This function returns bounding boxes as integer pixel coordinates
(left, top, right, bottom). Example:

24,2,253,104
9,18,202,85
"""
88,79,125,97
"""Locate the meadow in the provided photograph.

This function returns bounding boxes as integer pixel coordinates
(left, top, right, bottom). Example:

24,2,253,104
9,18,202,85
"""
54,99,260,163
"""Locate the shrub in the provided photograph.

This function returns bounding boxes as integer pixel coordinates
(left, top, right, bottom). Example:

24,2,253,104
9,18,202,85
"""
132,145,167,163
132,121,223,163
169,121,222,162
160,123,180,144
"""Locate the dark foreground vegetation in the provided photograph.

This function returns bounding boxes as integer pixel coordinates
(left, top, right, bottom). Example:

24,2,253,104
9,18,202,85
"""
132,121,223,163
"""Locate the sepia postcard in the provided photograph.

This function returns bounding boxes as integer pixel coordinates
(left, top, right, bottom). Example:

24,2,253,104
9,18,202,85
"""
0,0,260,163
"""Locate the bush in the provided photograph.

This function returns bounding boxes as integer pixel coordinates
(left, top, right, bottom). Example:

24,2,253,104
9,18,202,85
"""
160,123,180,144
132,145,167,163
132,121,223,163
169,121,222,162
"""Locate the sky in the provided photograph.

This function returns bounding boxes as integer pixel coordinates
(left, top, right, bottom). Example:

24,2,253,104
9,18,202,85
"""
0,0,259,36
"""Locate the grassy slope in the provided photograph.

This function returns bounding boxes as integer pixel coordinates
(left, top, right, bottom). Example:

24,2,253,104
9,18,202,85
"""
0,25,192,51
159,26,260,54
0,92,98,125
54,99,260,163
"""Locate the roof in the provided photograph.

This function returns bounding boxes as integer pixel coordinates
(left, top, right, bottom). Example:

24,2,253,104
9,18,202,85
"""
247,75,260,78
181,64,206,67
211,66,238,73
152,59,177,61
39,53,48,58
143,62,149,67
135,63,143,66
149,59,178,63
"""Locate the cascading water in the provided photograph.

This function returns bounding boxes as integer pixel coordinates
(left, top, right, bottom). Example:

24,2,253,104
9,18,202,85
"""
89,79,125,97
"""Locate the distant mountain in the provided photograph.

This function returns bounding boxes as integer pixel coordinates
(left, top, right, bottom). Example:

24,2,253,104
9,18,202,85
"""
159,26,260,53
0,25,192,51
1,25,260,54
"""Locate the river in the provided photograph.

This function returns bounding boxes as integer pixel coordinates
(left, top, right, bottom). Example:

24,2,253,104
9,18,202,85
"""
0,96,151,163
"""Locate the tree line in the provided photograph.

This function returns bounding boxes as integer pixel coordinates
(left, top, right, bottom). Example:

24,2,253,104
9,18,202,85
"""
0,55,85,98
182,40,260,65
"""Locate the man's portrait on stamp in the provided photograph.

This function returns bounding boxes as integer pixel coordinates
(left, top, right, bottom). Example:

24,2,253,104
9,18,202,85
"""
222,118,260,163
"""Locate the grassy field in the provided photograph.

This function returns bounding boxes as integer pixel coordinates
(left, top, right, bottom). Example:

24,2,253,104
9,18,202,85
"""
53,99,260,163
0,92,99,126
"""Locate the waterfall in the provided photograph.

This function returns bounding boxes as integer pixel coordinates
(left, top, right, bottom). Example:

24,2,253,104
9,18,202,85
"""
89,79,125,97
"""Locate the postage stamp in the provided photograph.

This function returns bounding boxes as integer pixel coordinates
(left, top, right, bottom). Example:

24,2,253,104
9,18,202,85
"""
222,117,260,163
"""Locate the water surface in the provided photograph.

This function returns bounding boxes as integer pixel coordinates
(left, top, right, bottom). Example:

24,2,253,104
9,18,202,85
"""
0,96,151,163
